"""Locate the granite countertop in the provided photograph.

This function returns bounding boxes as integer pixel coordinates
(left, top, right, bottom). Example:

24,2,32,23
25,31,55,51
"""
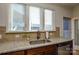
0,38,73,54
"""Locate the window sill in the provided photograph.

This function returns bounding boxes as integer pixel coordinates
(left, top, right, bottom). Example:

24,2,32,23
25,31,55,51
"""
5,30,56,34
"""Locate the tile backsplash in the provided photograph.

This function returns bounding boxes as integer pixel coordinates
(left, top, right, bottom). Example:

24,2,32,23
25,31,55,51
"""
0,26,60,41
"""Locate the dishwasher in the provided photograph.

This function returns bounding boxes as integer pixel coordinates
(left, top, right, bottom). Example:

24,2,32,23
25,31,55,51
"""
58,44,71,55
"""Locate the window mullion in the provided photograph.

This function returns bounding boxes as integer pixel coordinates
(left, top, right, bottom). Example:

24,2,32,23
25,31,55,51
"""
52,11,56,31
7,4,12,32
40,8,44,31
11,4,13,31
23,5,26,31
25,5,29,31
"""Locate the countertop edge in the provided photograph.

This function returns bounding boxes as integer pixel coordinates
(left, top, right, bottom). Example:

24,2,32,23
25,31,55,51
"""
0,39,73,54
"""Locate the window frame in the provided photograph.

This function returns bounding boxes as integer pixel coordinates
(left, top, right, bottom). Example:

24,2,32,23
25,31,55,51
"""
28,6,41,31
8,4,26,32
7,4,56,32
44,8,53,31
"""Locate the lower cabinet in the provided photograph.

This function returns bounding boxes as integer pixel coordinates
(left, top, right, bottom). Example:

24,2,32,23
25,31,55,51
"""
2,51,25,55
25,45,57,55
1,45,57,55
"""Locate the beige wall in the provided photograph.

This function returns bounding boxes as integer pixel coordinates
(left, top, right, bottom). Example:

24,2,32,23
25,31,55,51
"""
72,6,79,39
0,4,9,26
0,3,73,37
73,6,79,18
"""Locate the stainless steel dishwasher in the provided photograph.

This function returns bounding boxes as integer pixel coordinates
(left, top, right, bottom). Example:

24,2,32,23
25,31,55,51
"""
58,44,71,55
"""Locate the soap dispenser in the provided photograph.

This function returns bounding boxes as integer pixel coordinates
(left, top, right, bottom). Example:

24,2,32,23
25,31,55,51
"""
45,31,49,40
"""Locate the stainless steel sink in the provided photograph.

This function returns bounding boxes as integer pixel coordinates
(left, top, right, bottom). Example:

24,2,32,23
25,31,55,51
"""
29,40,51,45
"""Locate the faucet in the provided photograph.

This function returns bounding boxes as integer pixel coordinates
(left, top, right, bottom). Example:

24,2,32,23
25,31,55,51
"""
37,30,40,40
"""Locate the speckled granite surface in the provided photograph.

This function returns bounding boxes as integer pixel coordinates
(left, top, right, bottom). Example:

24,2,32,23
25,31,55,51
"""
0,38,73,54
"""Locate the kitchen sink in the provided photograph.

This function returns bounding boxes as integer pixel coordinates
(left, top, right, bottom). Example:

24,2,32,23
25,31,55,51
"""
29,40,51,45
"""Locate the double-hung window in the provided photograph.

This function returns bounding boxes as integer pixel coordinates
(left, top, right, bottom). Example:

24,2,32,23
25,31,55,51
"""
44,9,53,31
9,4,25,31
29,6,41,31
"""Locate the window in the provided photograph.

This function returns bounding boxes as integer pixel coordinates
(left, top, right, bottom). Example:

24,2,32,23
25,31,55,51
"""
9,4,25,31
29,6,40,31
8,4,55,32
44,9,53,31
63,17,71,39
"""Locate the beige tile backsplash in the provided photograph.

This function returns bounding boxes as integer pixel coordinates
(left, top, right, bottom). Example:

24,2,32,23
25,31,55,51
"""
0,26,60,42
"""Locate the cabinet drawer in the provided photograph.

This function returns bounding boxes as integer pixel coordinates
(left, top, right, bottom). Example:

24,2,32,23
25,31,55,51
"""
58,41,72,47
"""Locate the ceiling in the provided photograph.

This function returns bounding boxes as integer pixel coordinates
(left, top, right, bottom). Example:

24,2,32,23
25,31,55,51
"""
58,3,79,6
54,3,79,8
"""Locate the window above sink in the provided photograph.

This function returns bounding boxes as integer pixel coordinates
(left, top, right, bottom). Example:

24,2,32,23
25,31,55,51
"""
7,4,56,32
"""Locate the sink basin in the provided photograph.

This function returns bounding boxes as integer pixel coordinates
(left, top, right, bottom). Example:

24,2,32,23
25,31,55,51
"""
29,40,51,45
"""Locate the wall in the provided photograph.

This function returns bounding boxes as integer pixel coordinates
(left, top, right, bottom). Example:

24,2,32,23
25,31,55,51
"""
0,3,73,37
72,6,79,39
4,27,60,41
0,4,9,26
73,6,79,18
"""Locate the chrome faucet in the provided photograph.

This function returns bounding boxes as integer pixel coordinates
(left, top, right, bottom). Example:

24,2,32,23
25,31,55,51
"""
37,30,40,40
